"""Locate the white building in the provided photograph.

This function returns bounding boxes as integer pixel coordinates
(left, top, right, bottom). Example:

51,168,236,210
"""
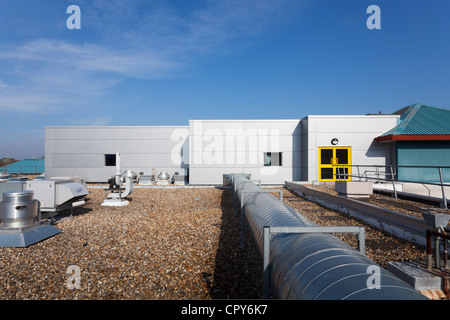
44,114,399,184
44,126,189,183
301,115,398,183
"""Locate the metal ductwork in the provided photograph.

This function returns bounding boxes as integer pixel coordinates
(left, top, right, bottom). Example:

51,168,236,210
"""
231,174,428,300
0,190,61,247
103,153,137,207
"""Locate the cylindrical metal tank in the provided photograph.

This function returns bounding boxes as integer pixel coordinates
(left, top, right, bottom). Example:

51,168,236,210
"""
0,191,39,228
232,175,428,300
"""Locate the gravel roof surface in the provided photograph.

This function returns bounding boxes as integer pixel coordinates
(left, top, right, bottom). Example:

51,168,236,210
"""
0,187,261,300
278,187,427,269
0,185,433,300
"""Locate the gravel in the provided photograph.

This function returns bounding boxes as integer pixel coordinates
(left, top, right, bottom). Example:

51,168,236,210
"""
272,187,427,269
0,187,261,300
0,184,433,300
309,184,450,219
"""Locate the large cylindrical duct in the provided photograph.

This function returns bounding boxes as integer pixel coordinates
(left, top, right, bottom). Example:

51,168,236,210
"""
232,175,427,300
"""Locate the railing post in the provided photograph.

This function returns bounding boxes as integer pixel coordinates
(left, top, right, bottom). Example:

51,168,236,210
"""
438,167,447,209
390,166,397,199
357,227,365,255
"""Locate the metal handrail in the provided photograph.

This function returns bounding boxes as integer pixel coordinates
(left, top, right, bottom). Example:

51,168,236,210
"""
0,166,44,176
332,164,450,209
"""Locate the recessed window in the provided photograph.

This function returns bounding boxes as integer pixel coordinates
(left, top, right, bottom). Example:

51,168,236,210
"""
104,154,116,166
320,149,333,165
321,168,334,179
264,152,282,167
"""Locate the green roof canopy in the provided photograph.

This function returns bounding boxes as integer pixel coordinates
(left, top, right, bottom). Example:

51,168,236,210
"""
0,159,45,174
376,103,450,142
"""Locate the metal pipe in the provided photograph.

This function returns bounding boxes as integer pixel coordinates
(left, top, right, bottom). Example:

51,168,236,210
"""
426,229,433,270
115,152,121,186
232,174,428,300
435,234,441,269
426,229,450,270
444,236,448,270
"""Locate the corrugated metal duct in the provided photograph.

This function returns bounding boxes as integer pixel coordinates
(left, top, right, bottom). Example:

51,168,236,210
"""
232,174,427,300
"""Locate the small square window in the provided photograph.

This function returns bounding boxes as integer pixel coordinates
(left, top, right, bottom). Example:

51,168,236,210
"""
104,154,116,166
264,152,282,167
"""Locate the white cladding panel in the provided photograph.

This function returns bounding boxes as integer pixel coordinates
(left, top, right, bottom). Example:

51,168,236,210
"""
45,115,399,185
46,126,186,140
45,126,189,182
46,139,181,154
188,120,301,184
303,115,399,182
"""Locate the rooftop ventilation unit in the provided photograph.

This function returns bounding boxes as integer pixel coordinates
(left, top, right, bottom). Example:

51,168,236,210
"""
0,177,88,216
24,179,88,213
0,190,61,247
102,153,137,206
156,171,170,185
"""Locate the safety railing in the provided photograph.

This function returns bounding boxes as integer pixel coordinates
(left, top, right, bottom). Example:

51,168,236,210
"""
333,164,450,209
0,166,44,176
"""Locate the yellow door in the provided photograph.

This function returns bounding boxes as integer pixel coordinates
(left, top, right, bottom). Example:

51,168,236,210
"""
318,147,352,181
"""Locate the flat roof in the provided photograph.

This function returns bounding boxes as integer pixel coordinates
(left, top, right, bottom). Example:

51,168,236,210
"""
45,125,189,129
188,119,301,122
302,114,400,119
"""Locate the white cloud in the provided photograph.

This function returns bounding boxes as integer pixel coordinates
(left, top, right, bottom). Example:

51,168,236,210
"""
0,39,182,114
111,0,305,55
2,39,182,79
0,0,307,115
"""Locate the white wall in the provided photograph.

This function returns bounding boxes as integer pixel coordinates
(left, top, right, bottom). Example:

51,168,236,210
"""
188,120,301,184
45,126,189,182
45,115,400,184
302,115,399,182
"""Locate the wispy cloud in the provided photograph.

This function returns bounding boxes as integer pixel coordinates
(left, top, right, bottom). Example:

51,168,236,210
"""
0,39,182,113
1,39,183,79
0,0,306,115
109,0,306,55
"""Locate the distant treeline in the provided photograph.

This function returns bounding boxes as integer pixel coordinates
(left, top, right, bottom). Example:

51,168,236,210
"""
0,158,18,167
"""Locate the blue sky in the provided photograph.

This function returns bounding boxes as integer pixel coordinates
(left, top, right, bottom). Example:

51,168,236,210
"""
1,0,449,159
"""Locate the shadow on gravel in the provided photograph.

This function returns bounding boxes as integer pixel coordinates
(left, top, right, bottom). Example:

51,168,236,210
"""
206,187,262,299
48,197,94,224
